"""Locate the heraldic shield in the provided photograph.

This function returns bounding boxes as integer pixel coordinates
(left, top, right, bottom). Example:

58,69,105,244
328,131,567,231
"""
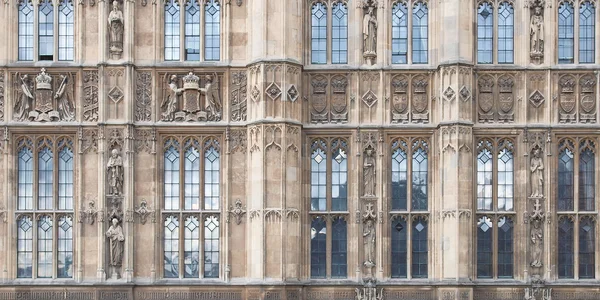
393,94,408,114
312,94,327,114
560,92,576,114
580,95,595,114
498,93,513,114
478,93,494,114
331,94,346,114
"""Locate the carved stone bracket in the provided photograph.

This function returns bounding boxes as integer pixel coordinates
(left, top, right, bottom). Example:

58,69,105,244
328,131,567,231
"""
227,199,246,225
134,199,156,225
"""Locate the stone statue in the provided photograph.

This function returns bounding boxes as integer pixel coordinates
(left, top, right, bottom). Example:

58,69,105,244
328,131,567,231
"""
530,218,543,268
363,147,376,197
107,149,124,196
108,1,124,57
530,147,544,198
55,75,75,121
105,217,125,278
199,74,221,121
530,5,544,57
160,75,181,121
14,74,33,121
363,219,376,267
363,6,377,54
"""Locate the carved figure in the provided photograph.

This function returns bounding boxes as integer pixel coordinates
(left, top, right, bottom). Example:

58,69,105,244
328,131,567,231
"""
161,75,181,121
107,149,124,196
363,147,376,197
363,6,377,55
199,74,222,121
530,6,544,56
55,75,75,121
14,74,33,121
108,1,124,57
363,219,376,267
530,147,544,198
105,218,125,278
530,218,543,268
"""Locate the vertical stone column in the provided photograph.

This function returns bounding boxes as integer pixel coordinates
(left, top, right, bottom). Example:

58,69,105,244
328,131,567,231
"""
97,125,107,281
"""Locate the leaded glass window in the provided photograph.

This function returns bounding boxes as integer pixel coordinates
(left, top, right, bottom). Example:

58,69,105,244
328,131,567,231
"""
579,144,595,211
558,217,574,278
477,2,493,64
38,0,54,60
15,136,75,279
164,0,181,61
476,216,493,278
18,0,34,61
558,141,574,211
391,217,407,278
58,0,74,61
411,217,428,278
331,2,347,64
392,2,408,64
558,2,575,63
331,217,347,278
497,2,514,63
311,2,327,64
497,217,513,278
162,136,221,279
579,217,595,279
412,2,428,64
310,217,327,278
204,0,220,61
185,1,201,61
411,140,428,211
579,1,595,63
391,140,408,210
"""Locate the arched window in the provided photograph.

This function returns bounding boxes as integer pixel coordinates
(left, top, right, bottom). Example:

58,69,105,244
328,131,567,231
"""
579,141,595,211
185,1,201,60
391,140,408,210
558,141,574,211
412,216,428,278
497,216,513,277
16,136,75,279
162,137,221,279
164,0,181,61
58,0,74,61
558,2,575,63
311,2,327,64
579,1,596,63
558,216,574,278
411,142,428,211
579,216,595,278
204,0,220,61
18,0,34,61
331,2,348,64
392,2,408,64
310,216,327,278
477,2,493,64
412,2,428,64
331,217,347,278
38,0,54,61
477,216,493,278
497,2,514,63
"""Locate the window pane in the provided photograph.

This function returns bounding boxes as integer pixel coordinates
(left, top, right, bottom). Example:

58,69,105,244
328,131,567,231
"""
497,145,513,211
204,0,220,61
165,0,180,61
164,216,179,278
391,142,408,210
497,217,513,278
579,217,595,278
58,0,74,61
164,142,180,210
18,147,34,210
311,3,327,64
18,0,34,61
204,146,220,210
310,217,326,278
185,1,200,61
331,148,347,211
558,217,574,278
558,3,574,63
391,218,407,278
183,216,199,278
58,146,74,210
38,0,54,60
477,143,492,211
412,145,428,211
579,147,595,211
497,2,514,63
17,216,33,278
38,147,54,210
331,218,347,278
331,3,348,64
558,147,574,211
204,216,219,278
579,2,595,63
311,146,327,211
185,147,200,210
392,3,408,64
38,216,53,278
57,216,73,278
412,2,428,64
411,217,428,278
476,216,493,278
477,3,493,64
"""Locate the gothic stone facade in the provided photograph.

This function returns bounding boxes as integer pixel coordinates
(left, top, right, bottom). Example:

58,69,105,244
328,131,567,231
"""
0,0,599,300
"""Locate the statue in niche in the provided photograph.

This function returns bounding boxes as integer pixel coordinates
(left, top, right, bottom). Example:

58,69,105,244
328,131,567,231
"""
199,74,222,121
105,217,125,279
363,219,376,267
530,4,544,59
108,1,124,58
107,149,124,196
530,147,544,198
363,147,376,197
160,75,181,121
530,218,543,268
14,74,33,121
55,74,75,121
362,4,378,65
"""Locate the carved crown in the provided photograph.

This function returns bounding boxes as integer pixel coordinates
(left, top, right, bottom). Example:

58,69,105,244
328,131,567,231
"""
498,77,514,93
580,75,596,93
330,77,348,94
35,68,52,90
412,79,428,93
477,77,494,93
559,76,576,93
392,78,408,93
183,71,200,89
311,77,328,94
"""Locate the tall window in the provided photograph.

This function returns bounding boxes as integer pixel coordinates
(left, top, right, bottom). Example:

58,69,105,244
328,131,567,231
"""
331,2,348,64
311,2,328,64
310,138,349,278
165,0,220,61
557,138,596,279
390,138,430,278
18,0,74,61
310,1,348,64
412,2,428,64
477,1,514,64
162,137,221,279
16,136,74,279
391,2,408,64
475,138,514,278
579,1,596,63
558,2,575,63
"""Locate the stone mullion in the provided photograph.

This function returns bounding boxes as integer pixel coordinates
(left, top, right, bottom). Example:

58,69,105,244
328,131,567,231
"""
99,1,108,61
97,126,106,281
3,129,12,281
247,125,264,279
123,125,134,282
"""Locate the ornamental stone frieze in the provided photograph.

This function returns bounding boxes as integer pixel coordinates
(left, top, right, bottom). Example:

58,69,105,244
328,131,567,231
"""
230,70,247,122
12,69,76,122
159,71,223,122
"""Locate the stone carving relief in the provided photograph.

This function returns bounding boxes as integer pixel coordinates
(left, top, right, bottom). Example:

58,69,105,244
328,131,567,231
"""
362,72,379,109
230,71,247,121
136,291,243,300
286,126,300,152
363,146,376,197
473,289,524,300
390,74,430,123
361,0,378,65
310,74,348,123
135,128,155,154
108,1,124,59
13,69,75,122
133,199,155,225
265,125,282,151
528,73,546,110
527,0,545,64
107,148,124,196
0,73,4,122
579,74,597,123
265,65,282,101
362,202,377,277
229,129,247,154
79,128,98,154
160,72,222,122
384,290,435,300
79,198,100,225
227,199,246,225
136,72,152,122
83,70,99,122
558,73,596,123
391,75,409,122
558,75,576,123
476,73,515,123
524,287,552,300
106,217,125,279
306,290,355,300
530,146,544,198
411,75,429,123
356,278,383,300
